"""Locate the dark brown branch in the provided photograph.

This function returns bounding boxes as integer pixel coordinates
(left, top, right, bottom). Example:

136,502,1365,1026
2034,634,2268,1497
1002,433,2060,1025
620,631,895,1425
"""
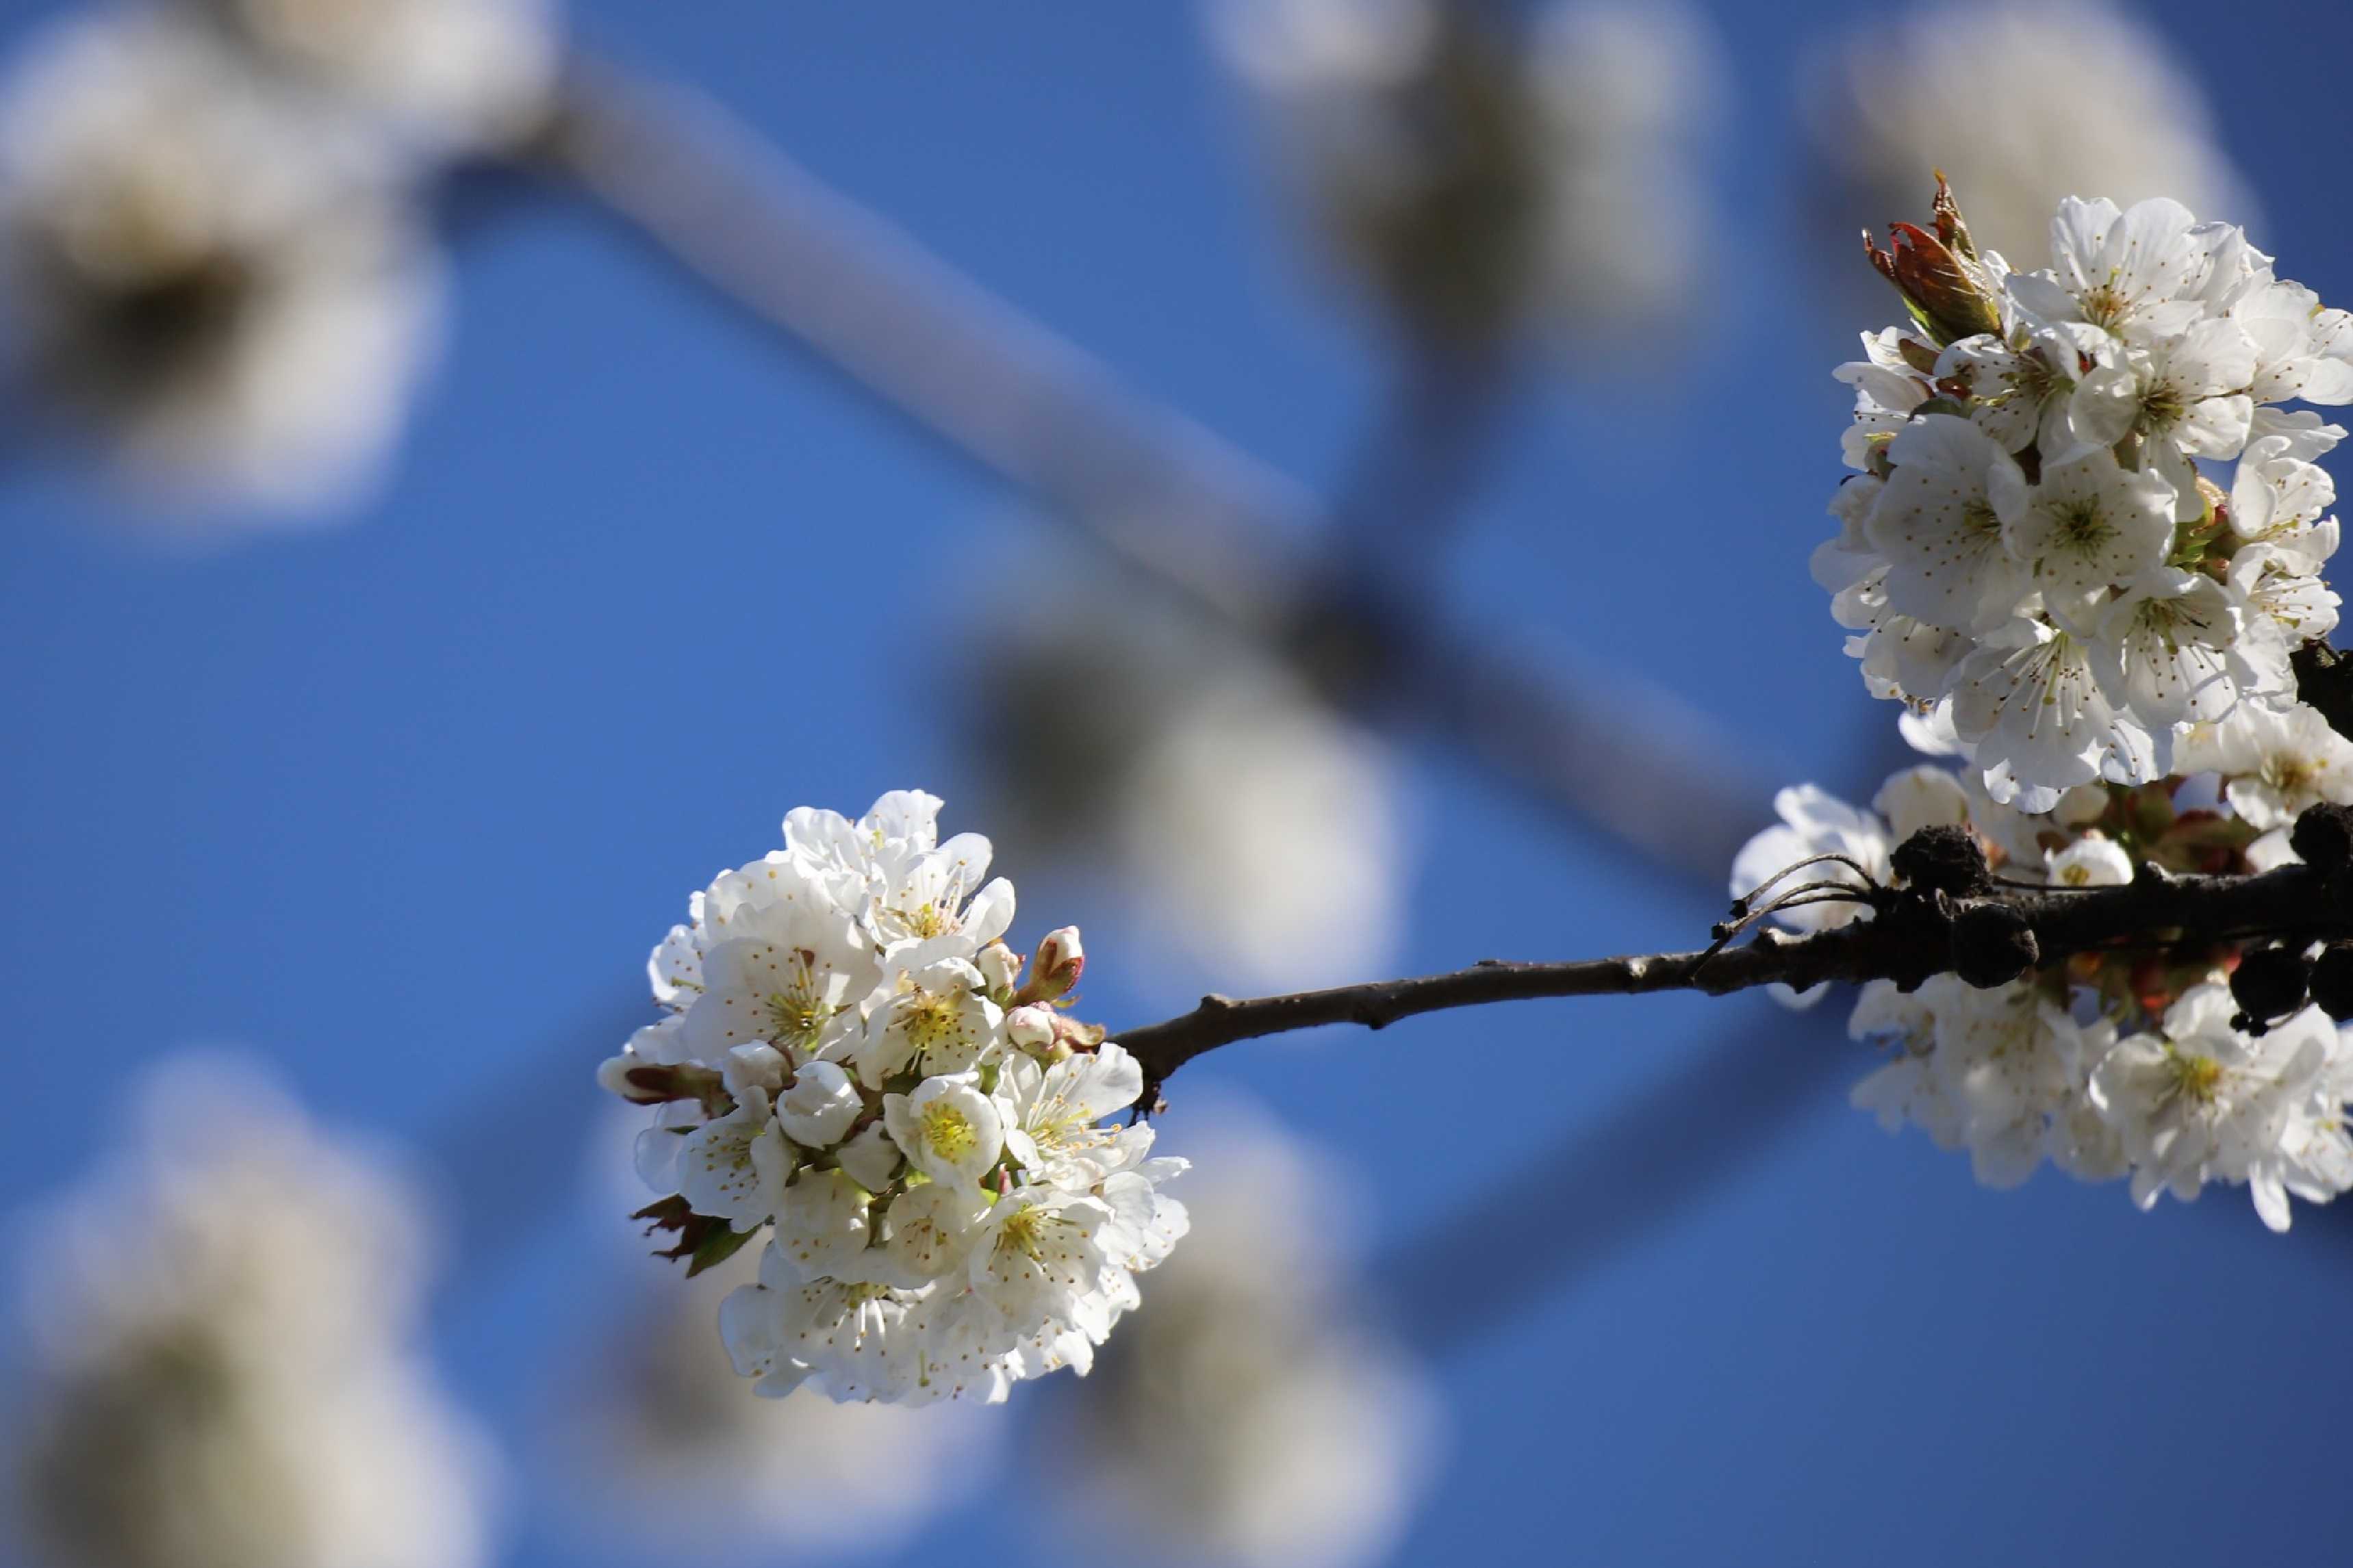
1116,853,2352,1083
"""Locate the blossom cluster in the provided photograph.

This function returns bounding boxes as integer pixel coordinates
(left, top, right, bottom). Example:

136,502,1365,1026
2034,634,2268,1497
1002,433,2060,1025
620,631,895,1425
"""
1815,181,2348,810
1733,705,2353,1229
12,1055,492,1568
598,791,1188,1406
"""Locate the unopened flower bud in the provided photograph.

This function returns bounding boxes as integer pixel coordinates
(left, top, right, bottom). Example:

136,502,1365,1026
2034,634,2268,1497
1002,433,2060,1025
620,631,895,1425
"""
1006,1003,1068,1062
1927,172,1975,261
976,939,1023,1000
596,1053,647,1101
1862,179,2000,345
599,1056,728,1111
1015,925,1085,1005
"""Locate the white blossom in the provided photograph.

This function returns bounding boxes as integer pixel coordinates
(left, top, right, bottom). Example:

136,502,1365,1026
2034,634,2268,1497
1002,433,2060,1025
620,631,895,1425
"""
1822,187,2345,804
1987,447,2174,630
2066,320,2258,517
769,1167,878,1282
883,1180,989,1284
606,791,1188,1407
882,1076,1006,1189
1865,414,2031,634
2090,986,2345,1231
1873,763,1971,841
2194,703,2353,830
1936,319,2107,457
674,1088,793,1233
853,957,1002,1085
2089,570,2251,728
1768,759,2353,1231
2045,834,2131,888
1852,975,2101,1188
837,1121,904,1193
996,1042,1155,1191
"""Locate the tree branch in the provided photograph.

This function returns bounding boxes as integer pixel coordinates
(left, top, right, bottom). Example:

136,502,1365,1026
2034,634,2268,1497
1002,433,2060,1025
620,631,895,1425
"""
1115,849,2352,1083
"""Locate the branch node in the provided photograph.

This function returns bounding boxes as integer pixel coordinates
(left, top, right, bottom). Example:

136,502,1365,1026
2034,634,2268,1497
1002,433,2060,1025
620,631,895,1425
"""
2291,802,2353,875
1949,901,2038,988
1890,824,1993,899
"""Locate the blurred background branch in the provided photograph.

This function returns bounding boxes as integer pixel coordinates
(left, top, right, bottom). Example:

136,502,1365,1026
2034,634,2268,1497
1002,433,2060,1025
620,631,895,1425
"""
529,56,1770,887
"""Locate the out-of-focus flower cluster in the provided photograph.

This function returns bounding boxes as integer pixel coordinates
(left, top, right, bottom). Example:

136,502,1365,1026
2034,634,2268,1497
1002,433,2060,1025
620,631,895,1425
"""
969,570,1407,994
561,1101,1436,1565
599,791,1188,1406
1043,1103,1436,1568
8,1055,494,1568
1803,0,2250,264
0,0,556,520
1816,181,2348,810
552,1231,1006,1560
1734,729,2353,1231
1212,0,1721,358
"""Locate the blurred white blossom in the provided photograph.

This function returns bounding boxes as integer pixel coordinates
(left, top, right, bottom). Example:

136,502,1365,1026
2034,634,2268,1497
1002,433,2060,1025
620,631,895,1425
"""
0,10,443,521
1213,0,1722,355
1120,671,1407,990
969,577,1409,992
1802,0,2252,261
1041,1099,1438,1568
553,1209,1006,1560
175,0,561,152
1525,0,1723,337
8,1053,494,1568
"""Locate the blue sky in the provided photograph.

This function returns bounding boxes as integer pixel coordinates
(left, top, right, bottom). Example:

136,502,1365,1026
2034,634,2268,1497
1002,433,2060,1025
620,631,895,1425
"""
5,2,2353,1565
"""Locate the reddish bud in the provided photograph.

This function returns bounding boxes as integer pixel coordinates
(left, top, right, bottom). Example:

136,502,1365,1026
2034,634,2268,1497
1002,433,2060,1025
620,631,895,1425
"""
1862,179,2000,345
1015,925,1085,1005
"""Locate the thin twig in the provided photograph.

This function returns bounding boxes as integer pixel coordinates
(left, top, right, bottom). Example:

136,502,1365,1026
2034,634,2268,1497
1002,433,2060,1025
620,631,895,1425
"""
1115,858,2352,1082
